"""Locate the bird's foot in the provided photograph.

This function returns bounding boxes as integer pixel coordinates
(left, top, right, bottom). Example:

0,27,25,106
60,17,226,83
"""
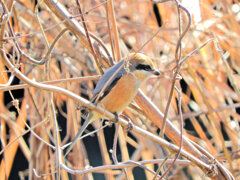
112,112,119,123
120,114,133,131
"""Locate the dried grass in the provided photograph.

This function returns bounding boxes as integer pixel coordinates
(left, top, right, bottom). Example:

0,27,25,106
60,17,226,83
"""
0,0,239,179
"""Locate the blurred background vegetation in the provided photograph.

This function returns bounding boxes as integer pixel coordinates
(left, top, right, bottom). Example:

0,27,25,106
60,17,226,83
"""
0,0,239,179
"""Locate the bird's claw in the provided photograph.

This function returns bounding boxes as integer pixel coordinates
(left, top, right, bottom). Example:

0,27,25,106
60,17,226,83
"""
120,114,133,131
111,113,133,131
127,121,133,131
113,112,119,123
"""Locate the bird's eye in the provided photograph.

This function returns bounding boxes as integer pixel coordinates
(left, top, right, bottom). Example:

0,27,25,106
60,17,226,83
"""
136,64,152,71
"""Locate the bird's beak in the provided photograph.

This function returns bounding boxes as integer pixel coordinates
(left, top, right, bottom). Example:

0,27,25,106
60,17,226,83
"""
152,69,161,76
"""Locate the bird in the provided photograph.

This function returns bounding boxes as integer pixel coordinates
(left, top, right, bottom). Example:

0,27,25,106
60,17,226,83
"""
65,53,160,156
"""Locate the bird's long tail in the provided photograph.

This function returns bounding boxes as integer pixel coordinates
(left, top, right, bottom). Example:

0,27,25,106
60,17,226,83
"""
64,114,92,157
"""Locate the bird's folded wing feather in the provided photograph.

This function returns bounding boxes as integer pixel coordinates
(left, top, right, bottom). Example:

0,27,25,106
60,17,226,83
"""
91,60,126,103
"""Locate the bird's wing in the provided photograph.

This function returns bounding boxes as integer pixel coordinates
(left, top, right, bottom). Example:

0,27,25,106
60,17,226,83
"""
91,60,126,103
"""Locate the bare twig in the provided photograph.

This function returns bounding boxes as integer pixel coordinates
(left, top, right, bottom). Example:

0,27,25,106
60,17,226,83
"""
111,124,129,179
50,93,60,180
107,0,121,61
0,117,52,156
75,0,103,74
160,0,191,138
60,158,187,176
0,75,100,92
22,28,68,65
43,0,111,67
159,87,183,179
212,33,240,98
0,74,14,86
112,124,119,164
170,103,240,121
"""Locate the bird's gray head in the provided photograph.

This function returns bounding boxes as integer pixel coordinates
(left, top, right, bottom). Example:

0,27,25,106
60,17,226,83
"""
124,53,160,81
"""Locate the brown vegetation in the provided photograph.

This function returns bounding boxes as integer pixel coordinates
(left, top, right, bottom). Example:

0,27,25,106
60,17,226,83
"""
0,0,239,179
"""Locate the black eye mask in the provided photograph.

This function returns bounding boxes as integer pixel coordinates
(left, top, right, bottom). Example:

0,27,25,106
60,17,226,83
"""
135,64,152,71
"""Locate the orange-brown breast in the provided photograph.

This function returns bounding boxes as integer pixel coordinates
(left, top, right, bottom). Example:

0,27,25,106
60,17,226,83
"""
99,73,141,114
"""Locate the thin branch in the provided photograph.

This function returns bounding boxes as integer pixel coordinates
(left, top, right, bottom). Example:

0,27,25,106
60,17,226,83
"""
105,2,116,63
160,0,191,138
0,74,14,86
107,0,121,61
159,87,183,179
175,38,214,69
0,75,100,92
112,124,119,164
43,0,111,67
60,159,189,175
21,28,68,65
153,154,172,180
212,33,240,98
0,117,53,156
75,0,103,74
50,93,60,180
170,103,240,121
112,124,129,179
191,141,235,180
35,0,50,49
89,31,113,65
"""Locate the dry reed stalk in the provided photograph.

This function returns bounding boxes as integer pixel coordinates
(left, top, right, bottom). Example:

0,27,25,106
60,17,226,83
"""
0,0,239,179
